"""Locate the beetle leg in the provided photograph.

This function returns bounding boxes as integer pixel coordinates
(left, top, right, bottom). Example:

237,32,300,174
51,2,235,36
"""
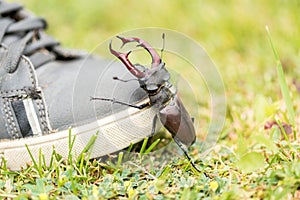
173,137,205,174
90,97,150,109
150,115,158,137
191,117,195,123
116,36,161,68
112,76,138,82
109,41,145,78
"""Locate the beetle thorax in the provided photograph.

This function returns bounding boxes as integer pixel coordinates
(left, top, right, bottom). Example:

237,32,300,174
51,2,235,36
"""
148,86,174,109
136,63,173,108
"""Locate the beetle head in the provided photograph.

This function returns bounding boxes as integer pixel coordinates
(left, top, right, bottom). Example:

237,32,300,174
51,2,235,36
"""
110,36,170,93
138,62,170,93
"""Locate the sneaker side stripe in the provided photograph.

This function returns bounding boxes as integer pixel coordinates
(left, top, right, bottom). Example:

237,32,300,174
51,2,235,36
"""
23,98,42,136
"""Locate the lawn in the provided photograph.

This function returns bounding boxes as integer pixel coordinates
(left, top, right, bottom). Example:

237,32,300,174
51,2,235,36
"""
2,0,300,199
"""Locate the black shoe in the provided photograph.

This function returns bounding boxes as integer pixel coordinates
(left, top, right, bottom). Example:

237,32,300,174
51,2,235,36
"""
0,1,155,170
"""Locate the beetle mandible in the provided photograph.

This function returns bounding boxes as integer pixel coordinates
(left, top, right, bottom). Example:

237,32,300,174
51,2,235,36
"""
92,35,200,172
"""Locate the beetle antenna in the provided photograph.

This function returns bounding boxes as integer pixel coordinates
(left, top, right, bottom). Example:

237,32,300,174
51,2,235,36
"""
113,76,138,82
160,33,165,59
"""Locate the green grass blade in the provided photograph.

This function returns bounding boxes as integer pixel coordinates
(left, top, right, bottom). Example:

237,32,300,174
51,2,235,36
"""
124,143,134,160
117,152,124,168
68,129,76,165
139,137,149,155
78,153,85,174
79,131,98,155
76,132,98,170
25,144,42,177
266,26,296,138
144,139,161,154
49,146,55,167
1,157,7,171
276,120,289,142
127,142,134,153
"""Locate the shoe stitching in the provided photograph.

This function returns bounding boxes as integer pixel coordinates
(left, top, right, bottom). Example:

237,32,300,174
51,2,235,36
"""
0,89,28,97
36,98,50,132
0,53,51,136
2,98,20,139
0,2,78,137
35,99,45,131
23,55,52,133
22,55,36,88
0,47,36,97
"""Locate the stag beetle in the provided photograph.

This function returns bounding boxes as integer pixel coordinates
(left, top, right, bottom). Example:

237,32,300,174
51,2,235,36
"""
92,35,200,172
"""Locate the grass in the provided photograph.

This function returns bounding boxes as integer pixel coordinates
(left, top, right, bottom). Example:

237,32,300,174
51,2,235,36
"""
2,0,300,199
266,26,296,136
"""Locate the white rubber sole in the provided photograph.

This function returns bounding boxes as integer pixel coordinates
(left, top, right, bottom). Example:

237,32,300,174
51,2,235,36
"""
0,101,156,170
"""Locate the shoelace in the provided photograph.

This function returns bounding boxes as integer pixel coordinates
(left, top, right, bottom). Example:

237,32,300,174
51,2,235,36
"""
0,1,79,73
